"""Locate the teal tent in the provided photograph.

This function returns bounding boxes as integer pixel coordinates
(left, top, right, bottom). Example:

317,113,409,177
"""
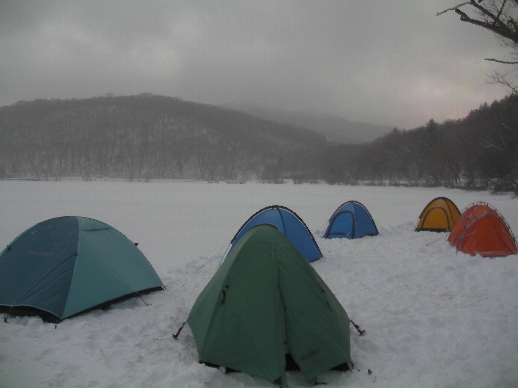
0,216,163,322
188,225,351,387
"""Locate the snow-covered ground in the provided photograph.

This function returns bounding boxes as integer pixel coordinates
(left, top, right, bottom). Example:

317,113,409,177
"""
1,180,517,388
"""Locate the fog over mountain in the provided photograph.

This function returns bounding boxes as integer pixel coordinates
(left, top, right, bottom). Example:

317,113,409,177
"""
223,102,392,143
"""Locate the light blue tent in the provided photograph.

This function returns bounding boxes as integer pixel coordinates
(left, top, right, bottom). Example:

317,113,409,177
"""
0,216,163,322
230,206,322,262
323,201,378,239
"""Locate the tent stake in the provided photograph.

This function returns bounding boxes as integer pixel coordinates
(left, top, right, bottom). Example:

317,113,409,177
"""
350,319,366,336
172,321,186,340
139,295,151,306
426,236,445,246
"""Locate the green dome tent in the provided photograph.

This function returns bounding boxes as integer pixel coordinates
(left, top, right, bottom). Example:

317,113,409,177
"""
0,216,164,322
187,225,351,387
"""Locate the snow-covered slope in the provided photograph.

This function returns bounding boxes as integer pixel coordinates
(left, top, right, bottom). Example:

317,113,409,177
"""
1,181,517,388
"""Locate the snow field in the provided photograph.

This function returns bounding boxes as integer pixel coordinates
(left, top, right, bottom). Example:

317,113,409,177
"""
0,180,517,387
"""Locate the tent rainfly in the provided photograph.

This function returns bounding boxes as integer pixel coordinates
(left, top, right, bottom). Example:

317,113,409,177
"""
447,203,517,257
0,216,164,322
188,225,351,387
415,197,461,232
229,205,322,262
323,201,378,239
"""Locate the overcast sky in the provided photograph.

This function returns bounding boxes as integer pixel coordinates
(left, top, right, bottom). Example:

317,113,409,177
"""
0,1,513,128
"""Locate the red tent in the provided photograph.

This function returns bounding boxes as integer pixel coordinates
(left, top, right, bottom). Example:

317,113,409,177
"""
447,203,517,257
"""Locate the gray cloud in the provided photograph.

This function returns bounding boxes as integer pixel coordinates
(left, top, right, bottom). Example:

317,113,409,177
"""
0,0,511,128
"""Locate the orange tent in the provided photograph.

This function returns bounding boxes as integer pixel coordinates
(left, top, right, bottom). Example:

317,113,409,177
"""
415,197,461,232
447,202,517,257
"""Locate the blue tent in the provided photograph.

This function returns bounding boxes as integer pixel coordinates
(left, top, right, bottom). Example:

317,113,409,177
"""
230,206,322,262
323,201,378,239
0,216,164,322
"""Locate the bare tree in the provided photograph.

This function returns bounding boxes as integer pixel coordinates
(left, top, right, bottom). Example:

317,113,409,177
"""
438,0,518,92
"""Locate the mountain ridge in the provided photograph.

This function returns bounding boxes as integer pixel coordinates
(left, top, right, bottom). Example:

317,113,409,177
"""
0,94,328,181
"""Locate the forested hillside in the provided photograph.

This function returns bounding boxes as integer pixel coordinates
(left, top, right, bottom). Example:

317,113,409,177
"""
0,94,326,181
1,93,516,195
310,94,518,195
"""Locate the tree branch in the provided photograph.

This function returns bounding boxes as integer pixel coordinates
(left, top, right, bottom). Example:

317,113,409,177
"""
438,0,518,92
487,70,518,93
494,0,507,26
468,0,500,23
436,2,470,16
485,58,518,64
438,1,518,44
454,7,518,43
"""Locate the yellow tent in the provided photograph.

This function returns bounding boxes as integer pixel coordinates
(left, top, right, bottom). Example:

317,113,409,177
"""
415,197,460,232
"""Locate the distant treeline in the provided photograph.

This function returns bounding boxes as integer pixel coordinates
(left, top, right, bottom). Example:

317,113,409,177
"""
305,94,518,195
0,93,516,195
